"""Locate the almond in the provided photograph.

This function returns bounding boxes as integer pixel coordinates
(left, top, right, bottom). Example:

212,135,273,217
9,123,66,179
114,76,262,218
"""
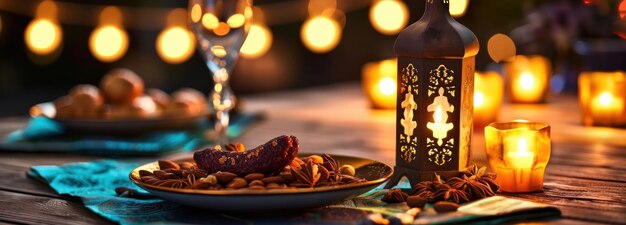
179,162,196,170
226,177,248,189
406,196,428,209
214,171,237,184
158,160,180,170
244,173,265,182
262,176,286,184
249,180,265,187
433,201,459,213
138,170,153,177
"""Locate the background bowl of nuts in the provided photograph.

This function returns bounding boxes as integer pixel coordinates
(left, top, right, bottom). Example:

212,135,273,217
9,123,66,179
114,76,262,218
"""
129,154,393,211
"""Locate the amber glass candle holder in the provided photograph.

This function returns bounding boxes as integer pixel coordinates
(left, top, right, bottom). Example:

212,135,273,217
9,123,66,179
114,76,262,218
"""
504,55,551,103
484,121,551,193
474,71,503,129
579,71,626,127
362,59,397,109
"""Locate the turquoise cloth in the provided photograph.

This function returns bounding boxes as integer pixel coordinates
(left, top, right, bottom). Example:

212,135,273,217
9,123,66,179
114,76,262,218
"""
1,114,261,155
28,160,407,225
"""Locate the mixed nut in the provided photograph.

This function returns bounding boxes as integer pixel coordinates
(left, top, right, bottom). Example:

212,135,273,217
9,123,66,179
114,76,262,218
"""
138,153,366,190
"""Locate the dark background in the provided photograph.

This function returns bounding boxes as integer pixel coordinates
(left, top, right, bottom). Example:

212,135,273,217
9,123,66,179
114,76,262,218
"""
0,0,624,116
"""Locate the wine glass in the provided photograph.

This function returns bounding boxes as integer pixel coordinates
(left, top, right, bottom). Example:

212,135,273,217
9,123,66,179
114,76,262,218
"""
188,0,252,146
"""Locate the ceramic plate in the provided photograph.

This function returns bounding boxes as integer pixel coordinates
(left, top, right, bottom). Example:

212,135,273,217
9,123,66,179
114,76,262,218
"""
129,154,393,211
31,102,209,133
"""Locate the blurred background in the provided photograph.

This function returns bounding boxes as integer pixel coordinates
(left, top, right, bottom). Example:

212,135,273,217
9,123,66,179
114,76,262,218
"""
0,0,625,117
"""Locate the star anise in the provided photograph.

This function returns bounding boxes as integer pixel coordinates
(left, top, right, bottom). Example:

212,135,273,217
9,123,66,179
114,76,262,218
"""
463,165,499,192
322,153,341,181
410,173,444,202
382,188,409,203
434,183,469,204
446,175,495,200
291,160,321,187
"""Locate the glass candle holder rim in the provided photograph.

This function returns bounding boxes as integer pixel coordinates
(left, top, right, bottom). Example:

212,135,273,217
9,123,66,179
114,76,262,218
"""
580,71,626,80
485,121,550,132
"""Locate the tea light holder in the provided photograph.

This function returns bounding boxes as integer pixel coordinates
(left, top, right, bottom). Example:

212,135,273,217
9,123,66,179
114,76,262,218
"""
362,59,397,109
578,71,626,127
484,121,551,193
474,71,503,128
504,55,551,103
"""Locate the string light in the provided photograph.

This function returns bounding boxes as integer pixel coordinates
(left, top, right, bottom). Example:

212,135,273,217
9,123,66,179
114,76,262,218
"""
369,0,408,35
157,9,196,64
24,1,62,55
450,0,470,17
89,6,128,62
301,16,342,53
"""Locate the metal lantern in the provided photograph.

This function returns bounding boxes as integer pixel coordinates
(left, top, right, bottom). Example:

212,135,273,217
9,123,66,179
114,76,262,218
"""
385,0,479,188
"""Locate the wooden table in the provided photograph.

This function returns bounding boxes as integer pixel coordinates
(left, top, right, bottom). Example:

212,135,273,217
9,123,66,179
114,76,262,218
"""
0,83,624,225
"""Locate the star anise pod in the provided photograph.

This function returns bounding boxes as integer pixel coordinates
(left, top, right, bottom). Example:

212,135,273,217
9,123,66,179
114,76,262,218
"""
382,188,409,203
322,154,341,181
463,165,499,192
434,183,470,204
446,175,495,200
291,160,321,187
410,173,444,202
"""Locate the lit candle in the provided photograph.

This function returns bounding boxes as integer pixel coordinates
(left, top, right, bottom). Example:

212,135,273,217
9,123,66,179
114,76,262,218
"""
505,55,551,103
427,106,454,145
579,71,626,126
362,59,397,109
485,121,550,193
473,72,503,128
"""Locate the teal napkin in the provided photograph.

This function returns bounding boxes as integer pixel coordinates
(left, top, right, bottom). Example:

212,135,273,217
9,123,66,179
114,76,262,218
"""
28,160,403,225
2,113,261,155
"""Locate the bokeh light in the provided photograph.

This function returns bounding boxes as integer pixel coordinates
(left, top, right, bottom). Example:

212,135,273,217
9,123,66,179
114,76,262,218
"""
190,4,202,23
241,24,273,58
369,0,408,35
487,33,516,63
202,13,219,30
25,18,62,55
378,77,396,96
301,16,341,53
157,27,196,64
450,0,470,17
89,25,128,62
227,14,246,28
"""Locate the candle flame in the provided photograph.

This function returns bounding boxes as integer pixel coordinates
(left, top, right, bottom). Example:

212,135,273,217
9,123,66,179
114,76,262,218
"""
434,106,443,123
598,92,614,106
378,77,396,96
517,137,528,152
519,72,535,91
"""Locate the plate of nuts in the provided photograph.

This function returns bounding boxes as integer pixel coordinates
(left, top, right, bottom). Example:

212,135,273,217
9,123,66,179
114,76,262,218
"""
129,135,393,211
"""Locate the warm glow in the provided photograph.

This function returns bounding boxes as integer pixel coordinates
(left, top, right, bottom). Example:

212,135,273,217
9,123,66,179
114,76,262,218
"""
598,92,614,106
449,0,470,17
211,45,227,58
474,92,485,107
241,24,273,58
434,106,443,123
190,4,202,23
519,72,535,91
89,25,129,62
227,14,246,28
378,78,396,96
369,0,409,35
301,16,341,53
24,19,62,55
619,0,626,19
202,13,219,29
0,16,2,35
506,137,535,169
157,27,196,64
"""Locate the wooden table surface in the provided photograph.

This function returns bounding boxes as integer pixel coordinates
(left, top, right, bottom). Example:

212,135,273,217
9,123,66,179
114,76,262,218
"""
0,83,625,225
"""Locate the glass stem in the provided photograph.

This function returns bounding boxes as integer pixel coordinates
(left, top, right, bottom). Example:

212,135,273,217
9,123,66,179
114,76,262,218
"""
215,109,230,146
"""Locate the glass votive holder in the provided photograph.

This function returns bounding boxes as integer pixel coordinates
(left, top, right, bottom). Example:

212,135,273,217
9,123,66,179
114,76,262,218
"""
362,59,397,109
484,121,551,193
578,71,626,127
474,71,504,129
504,55,551,103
